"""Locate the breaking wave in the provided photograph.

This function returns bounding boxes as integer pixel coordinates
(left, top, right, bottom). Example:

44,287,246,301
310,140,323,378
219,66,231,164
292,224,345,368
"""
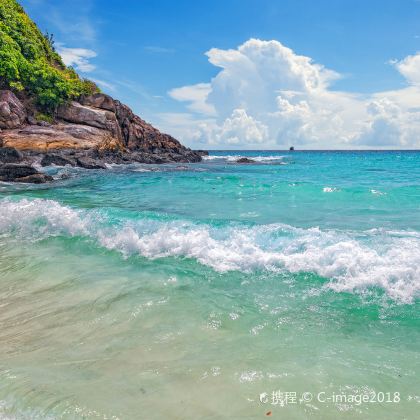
1,198,419,303
203,155,286,162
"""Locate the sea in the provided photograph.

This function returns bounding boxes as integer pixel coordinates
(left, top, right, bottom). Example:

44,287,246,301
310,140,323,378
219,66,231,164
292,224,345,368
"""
0,150,419,419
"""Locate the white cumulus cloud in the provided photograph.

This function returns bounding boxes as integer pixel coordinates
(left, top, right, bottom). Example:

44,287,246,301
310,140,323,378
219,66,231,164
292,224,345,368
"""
164,39,420,149
57,45,97,72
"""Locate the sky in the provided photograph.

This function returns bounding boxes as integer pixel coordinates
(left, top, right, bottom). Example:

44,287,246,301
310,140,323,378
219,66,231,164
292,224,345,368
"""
21,0,420,149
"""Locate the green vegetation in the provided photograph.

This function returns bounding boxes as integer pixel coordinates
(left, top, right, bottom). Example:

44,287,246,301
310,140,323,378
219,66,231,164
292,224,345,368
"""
0,0,99,113
34,111,54,124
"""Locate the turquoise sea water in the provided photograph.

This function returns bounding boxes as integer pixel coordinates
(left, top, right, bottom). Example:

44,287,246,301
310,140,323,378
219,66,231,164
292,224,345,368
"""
0,150,419,419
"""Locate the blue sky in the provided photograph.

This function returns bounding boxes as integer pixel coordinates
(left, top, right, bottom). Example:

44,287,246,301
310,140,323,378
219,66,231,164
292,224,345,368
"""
21,0,420,149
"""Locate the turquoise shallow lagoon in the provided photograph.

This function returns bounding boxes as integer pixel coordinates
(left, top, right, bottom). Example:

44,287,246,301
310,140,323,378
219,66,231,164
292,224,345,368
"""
0,150,419,419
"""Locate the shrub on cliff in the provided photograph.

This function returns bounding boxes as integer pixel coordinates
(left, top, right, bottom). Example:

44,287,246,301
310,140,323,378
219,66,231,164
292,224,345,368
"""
0,0,98,113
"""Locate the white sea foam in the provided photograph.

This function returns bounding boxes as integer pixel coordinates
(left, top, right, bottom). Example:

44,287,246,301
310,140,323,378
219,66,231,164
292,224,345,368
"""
370,189,386,195
323,187,339,193
203,155,285,162
1,198,419,302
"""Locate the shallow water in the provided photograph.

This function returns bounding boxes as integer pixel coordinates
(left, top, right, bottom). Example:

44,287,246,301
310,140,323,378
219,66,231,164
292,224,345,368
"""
0,151,419,419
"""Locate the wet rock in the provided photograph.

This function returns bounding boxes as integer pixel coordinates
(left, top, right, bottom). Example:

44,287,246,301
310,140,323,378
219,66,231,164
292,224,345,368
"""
0,163,52,183
0,163,38,180
76,157,107,169
236,157,256,163
196,150,209,156
16,173,53,183
0,91,26,129
0,147,23,163
40,153,76,167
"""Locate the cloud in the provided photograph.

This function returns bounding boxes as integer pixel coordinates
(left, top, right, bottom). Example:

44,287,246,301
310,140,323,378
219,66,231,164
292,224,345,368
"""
57,45,97,72
168,83,216,115
167,39,420,149
394,52,420,85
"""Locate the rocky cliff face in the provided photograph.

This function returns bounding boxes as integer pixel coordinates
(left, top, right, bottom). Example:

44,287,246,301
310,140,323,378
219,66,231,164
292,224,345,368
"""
0,90,202,166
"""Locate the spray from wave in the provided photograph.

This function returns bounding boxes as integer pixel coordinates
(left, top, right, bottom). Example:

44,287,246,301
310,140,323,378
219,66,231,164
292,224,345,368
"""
203,155,286,162
0,198,419,303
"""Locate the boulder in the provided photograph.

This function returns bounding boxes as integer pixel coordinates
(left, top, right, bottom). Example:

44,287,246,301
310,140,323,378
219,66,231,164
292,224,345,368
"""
0,163,52,183
236,157,256,163
196,150,209,156
16,173,53,183
41,153,76,167
0,91,26,129
1,124,119,152
0,163,38,180
0,147,23,163
57,101,122,139
76,157,107,169
81,93,116,112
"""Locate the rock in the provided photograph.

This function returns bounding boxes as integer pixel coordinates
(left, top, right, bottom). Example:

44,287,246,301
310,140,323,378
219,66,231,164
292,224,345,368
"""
1,92,202,165
81,93,116,112
0,163,38,180
16,173,53,183
57,101,122,140
196,150,209,156
1,124,119,152
0,91,26,129
27,115,37,125
289,146,295,151
0,147,23,163
0,163,52,183
82,94,202,162
76,157,107,170
40,153,76,167
236,157,256,163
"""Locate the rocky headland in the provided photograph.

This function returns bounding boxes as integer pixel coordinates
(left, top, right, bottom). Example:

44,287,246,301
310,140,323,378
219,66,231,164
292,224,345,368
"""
0,90,205,183
0,0,208,183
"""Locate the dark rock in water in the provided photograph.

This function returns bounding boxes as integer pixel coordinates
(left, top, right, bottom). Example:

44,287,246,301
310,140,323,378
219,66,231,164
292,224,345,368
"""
289,146,295,151
196,150,209,156
0,163,38,180
41,153,76,167
76,157,107,170
0,147,23,163
236,157,256,163
0,163,52,183
16,173,53,183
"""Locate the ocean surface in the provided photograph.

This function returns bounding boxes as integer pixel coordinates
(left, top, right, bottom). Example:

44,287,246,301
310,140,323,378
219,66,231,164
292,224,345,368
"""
0,150,419,419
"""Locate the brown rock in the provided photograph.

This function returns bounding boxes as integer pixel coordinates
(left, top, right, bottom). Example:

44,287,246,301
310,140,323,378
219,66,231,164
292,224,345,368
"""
81,93,116,112
57,101,122,140
0,91,27,129
1,124,119,152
